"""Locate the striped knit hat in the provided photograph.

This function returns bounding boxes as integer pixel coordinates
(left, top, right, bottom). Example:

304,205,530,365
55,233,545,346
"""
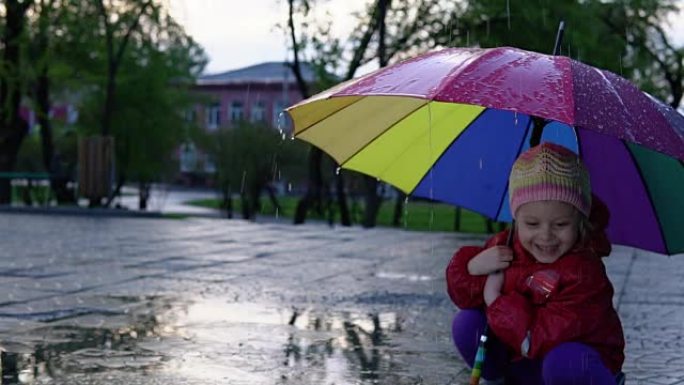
509,142,591,218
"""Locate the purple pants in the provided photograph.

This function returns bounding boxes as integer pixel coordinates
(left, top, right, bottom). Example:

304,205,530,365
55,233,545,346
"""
452,309,617,385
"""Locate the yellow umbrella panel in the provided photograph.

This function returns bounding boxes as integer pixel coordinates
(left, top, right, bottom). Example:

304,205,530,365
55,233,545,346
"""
290,95,485,194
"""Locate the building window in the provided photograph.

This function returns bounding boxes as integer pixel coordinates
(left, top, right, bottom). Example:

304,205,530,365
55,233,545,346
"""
203,155,216,174
185,108,196,123
206,103,221,130
251,101,265,123
67,105,79,124
230,101,244,123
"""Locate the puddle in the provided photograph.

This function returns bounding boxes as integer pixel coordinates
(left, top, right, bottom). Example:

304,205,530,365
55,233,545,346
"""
0,295,170,383
137,299,397,383
0,296,462,384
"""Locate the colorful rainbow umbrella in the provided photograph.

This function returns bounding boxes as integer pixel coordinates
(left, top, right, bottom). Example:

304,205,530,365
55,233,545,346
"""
286,46,684,255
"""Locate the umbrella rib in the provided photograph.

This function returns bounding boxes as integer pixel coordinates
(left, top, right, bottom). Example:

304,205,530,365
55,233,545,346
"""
572,125,582,158
620,141,670,255
494,116,534,220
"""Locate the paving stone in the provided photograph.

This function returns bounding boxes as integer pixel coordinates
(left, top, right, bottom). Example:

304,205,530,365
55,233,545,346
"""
0,213,681,384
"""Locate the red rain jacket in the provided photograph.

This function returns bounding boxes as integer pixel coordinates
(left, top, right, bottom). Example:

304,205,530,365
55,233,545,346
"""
446,199,625,373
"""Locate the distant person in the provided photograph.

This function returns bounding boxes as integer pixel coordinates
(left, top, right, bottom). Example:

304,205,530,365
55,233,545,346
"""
446,143,625,384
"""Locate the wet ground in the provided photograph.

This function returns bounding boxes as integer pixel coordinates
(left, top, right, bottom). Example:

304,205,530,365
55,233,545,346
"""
0,213,682,384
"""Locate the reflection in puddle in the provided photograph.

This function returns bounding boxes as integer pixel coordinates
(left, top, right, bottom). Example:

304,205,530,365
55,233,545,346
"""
162,299,407,384
0,295,171,384
0,297,440,384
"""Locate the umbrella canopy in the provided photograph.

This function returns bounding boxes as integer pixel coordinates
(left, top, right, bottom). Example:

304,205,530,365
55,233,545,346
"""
286,46,684,255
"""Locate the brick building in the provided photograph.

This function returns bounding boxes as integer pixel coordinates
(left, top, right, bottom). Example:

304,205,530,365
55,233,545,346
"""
179,62,315,180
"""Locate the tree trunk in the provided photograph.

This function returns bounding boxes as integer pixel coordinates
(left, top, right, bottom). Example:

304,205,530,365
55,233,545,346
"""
360,0,391,228
0,0,31,204
221,184,233,218
0,124,26,203
138,181,150,210
485,218,507,233
453,207,462,232
335,170,351,226
361,176,381,228
240,193,252,220
391,189,405,227
97,0,152,137
294,147,324,224
485,218,494,233
104,174,125,208
265,184,282,214
35,63,74,204
21,180,33,206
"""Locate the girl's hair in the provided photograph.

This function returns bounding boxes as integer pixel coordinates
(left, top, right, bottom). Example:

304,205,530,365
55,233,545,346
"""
577,212,593,245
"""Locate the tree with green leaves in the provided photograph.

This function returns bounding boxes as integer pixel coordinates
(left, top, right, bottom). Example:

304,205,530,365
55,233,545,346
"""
0,0,33,203
285,0,463,227
284,0,684,231
58,0,206,208
23,0,80,203
445,0,684,106
209,121,308,220
594,0,683,107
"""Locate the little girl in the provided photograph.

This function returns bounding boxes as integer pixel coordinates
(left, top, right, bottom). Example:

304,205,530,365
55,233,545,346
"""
446,142,625,384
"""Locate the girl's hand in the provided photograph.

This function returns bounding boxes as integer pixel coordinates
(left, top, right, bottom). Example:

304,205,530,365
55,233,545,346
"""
484,271,504,306
467,246,513,275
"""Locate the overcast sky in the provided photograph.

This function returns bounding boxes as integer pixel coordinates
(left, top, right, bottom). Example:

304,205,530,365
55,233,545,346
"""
168,0,370,74
169,0,684,75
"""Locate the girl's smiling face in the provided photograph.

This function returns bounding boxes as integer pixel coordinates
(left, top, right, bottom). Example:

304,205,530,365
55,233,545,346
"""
515,201,581,263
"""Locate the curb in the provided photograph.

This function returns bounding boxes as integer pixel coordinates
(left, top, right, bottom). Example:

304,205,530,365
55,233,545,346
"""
0,205,166,219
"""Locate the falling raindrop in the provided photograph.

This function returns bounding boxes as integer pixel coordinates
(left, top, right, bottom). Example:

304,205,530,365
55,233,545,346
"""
429,203,435,233
448,19,454,46
335,167,341,175
277,111,286,135
240,170,247,194
506,0,511,30
514,111,518,126
403,196,409,229
479,158,483,170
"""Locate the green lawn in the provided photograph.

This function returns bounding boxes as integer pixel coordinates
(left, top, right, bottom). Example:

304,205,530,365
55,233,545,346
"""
187,196,508,234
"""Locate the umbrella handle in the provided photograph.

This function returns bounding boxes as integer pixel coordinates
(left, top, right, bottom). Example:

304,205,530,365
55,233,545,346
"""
469,225,513,384
469,325,489,385
506,222,515,247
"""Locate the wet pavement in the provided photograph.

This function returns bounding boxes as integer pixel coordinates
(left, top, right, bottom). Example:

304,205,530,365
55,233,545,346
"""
0,213,682,384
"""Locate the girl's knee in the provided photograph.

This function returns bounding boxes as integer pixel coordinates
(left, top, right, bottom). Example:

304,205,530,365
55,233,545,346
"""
451,310,486,350
452,309,486,333
450,310,486,362
542,343,615,385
